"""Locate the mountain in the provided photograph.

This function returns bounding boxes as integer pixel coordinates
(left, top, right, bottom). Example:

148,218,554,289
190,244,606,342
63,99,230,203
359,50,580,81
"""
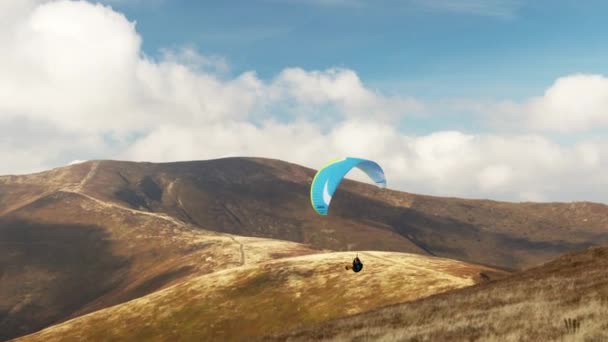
275,245,608,341
16,251,504,342
2,157,607,340
0,189,319,340
5,158,607,270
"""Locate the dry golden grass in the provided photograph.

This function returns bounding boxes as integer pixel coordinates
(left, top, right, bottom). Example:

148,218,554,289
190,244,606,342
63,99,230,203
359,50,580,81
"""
0,174,317,340
4,158,608,341
16,251,500,342
277,247,608,342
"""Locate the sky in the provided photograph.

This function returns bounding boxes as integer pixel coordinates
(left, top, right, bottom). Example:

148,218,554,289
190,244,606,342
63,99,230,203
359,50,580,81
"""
1,0,608,203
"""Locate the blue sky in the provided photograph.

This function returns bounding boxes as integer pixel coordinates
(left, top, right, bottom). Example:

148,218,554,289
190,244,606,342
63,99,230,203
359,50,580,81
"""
3,0,608,202
107,0,608,100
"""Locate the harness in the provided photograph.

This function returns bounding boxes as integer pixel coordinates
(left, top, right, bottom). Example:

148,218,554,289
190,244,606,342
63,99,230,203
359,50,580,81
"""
352,255,363,273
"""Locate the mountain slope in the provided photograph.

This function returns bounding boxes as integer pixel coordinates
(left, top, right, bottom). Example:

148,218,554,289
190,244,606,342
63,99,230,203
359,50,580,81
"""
16,158,605,270
0,186,315,341
2,157,608,340
276,246,608,341
16,251,504,342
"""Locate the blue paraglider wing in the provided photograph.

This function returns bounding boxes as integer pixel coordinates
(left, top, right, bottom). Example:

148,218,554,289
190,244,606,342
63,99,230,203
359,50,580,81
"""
310,157,386,215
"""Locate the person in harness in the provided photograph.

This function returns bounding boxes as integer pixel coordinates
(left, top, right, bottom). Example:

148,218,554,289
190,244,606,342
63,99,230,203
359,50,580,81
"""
345,254,363,273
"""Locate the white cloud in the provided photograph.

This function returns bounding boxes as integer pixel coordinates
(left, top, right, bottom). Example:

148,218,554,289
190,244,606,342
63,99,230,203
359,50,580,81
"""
525,74,608,132
1,0,607,204
466,74,608,133
271,68,423,122
121,120,608,203
0,0,142,133
478,164,512,191
159,47,230,75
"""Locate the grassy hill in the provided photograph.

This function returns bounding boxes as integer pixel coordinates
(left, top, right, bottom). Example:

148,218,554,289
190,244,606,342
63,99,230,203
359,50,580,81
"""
16,251,504,342
0,185,315,340
276,246,608,341
5,158,607,270
2,157,607,340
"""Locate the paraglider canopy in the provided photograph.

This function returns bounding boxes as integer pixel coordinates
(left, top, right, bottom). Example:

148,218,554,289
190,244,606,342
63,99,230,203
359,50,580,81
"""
310,157,386,215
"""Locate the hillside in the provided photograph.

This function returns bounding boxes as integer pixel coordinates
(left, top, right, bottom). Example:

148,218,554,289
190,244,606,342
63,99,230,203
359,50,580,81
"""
2,157,608,340
16,251,504,342
4,158,606,270
275,245,608,341
0,175,316,340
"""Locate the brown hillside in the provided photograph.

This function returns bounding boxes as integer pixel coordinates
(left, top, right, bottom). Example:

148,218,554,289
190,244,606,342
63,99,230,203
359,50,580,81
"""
13,158,604,271
2,157,607,340
0,188,315,341
16,251,504,342
275,245,608,341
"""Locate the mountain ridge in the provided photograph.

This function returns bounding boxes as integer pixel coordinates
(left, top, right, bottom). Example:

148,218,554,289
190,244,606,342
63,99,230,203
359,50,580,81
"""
2,157,607,340
3,158,608,271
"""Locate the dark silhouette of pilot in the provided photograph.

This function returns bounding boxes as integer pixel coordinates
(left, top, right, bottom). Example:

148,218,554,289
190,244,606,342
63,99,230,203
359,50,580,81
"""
347,254,363,273
352,256,363,272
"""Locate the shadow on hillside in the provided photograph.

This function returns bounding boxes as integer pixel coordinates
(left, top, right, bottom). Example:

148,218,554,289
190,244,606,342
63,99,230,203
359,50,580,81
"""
152,159,601,271
0,218,129,341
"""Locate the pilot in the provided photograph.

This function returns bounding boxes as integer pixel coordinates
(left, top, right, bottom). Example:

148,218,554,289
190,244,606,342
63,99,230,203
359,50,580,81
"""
345,254,363,273
352,255,363,272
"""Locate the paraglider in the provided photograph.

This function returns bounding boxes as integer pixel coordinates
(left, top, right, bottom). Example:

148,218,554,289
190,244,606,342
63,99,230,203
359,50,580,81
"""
310,157,386,216
310,157,386,274
345,254,363,273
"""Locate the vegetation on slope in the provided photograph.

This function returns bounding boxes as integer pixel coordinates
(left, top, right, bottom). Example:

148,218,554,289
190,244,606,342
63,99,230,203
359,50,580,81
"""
276,246,608,341
61,159,608,270
18,251,503,342
2,158,607,340
0,189,316,341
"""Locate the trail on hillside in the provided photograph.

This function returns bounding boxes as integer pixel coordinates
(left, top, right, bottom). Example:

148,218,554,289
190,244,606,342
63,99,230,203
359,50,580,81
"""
71,191,187,227
66,191,250,268
0,192,52,216
75,161,99,192
228,236,246,266
1,162,100,216
60,162,250,268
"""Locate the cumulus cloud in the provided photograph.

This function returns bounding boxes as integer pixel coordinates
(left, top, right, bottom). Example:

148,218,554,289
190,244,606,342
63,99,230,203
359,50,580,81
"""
470,74,608,133
121,121,608,202
525,74,608,132
0,0,607,203
159,47,230,75
272,68,423,123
